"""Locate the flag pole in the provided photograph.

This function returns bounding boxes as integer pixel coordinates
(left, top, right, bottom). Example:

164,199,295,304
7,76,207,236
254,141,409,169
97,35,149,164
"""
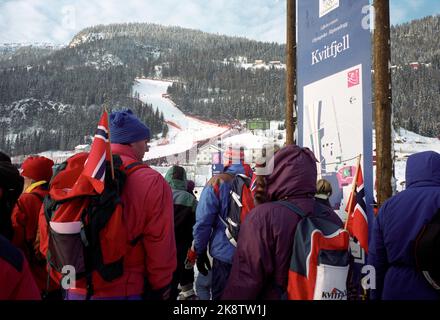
344,154,362,230
104,105,115,180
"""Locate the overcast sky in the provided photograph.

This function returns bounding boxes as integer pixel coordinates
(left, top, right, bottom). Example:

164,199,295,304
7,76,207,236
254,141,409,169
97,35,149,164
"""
1,0,439,44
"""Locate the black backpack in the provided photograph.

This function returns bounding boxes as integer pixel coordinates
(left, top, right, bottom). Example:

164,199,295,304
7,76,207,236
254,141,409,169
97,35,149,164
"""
414,209,440,290
218,173,254,247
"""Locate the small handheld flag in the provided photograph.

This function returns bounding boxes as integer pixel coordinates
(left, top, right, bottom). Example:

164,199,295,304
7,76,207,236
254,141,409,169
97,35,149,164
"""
81,111,112,194
345,157,368,253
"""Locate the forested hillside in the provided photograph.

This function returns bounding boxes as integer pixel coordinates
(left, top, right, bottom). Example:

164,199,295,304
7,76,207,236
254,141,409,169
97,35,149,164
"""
391,15,440,137
1,16,439,156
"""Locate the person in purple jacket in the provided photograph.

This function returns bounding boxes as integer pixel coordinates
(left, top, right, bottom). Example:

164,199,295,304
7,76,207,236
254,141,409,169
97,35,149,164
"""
369,151,440,300
222,145,342,300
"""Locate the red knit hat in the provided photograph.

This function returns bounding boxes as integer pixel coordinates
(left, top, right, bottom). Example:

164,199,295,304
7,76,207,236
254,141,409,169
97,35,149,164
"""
21,156,54,182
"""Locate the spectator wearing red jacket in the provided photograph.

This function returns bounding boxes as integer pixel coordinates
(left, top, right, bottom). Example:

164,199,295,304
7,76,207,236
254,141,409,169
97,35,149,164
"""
45,109,177,300
0,234,41,300
11,156,59,298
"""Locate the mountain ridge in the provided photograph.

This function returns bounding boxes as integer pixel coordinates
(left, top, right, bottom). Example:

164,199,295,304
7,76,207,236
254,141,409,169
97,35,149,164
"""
1,16,439,156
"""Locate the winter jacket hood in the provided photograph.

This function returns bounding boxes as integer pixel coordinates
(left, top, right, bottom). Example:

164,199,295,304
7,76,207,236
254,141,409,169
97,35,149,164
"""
266,145,318,201
165,166,188,191
406,151,440,188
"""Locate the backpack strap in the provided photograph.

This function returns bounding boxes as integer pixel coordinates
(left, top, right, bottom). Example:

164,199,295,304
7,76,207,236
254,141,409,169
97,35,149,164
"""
414,208,440,290
208,173,234,198
28,183,49,201
229,174,251,209
276,201,309,219
29,192,45,202
235,173,251,185
121,161,149,177
43,196,54,224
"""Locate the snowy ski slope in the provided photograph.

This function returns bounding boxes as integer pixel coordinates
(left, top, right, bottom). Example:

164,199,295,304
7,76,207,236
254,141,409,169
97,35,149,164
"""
132,78,230,160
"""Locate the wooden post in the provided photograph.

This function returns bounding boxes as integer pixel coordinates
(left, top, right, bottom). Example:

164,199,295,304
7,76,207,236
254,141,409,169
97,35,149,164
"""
374,0,393,207
286,0,296,145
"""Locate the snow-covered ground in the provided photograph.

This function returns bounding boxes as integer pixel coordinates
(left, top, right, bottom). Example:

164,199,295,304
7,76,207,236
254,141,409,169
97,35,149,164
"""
132,78,230,160
394,128,440,156
222,56,286,71
223,132,272,149
392,128,440,191
12,123,440,192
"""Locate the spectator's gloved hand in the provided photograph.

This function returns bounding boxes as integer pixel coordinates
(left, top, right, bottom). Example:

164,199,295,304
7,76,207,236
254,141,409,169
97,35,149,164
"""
196,250,211,276
150,283,172,301
184,247,197,269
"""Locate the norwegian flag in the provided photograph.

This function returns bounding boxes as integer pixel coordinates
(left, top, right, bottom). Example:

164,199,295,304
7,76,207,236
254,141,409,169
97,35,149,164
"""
345,163,368,253
250,172,257,193
80,111,112,194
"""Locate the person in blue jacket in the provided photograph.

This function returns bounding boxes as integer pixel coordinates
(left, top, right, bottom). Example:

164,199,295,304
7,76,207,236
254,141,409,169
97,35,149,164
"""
368,151,440,300
193,147,253,300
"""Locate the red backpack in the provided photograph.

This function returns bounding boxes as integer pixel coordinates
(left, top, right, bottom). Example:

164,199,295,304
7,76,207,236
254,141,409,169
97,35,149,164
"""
40,152,147,298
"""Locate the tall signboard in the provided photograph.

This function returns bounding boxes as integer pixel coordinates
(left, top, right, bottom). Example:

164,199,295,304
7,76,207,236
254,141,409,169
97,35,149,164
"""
297,0,373,264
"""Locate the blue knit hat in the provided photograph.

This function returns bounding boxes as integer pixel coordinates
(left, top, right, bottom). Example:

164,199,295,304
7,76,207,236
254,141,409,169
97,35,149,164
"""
109,109,150,144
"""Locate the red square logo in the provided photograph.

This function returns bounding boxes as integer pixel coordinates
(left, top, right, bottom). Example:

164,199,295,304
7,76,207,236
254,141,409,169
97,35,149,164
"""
348,69,360,88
